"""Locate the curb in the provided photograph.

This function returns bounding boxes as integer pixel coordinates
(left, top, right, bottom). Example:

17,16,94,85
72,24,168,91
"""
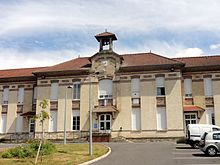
79,145,111,165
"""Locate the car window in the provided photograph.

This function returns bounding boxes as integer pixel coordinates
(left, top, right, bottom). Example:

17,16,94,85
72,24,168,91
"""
213,128,220,131
213,133,220,140
201,132,208,140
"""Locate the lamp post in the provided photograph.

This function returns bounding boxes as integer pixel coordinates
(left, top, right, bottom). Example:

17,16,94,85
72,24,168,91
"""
64,86,73,145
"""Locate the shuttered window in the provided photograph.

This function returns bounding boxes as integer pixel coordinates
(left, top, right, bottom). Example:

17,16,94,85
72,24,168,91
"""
16,114,23,132
18,87,24,104
49,111,57,132
131,108,141,130
3,87,9,104
184,79,192,97
204,78,213,97
33,86,37,104
156,77,165,96
206,108,215,125
0,114,7,133
73,83,80,100
99,79,113,99
72,110,80,130
131,78,140,98
50,83,58,101
156,107,167,130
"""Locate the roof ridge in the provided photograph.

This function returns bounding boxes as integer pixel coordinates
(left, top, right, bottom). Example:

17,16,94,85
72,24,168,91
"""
0,66,47,72
173,55,220,59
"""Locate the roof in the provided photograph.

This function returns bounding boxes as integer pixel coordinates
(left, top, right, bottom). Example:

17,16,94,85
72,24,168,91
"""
93,106,118,113
183,105,205,112
173,55,220,68
95,31,117,41
0,67,47,79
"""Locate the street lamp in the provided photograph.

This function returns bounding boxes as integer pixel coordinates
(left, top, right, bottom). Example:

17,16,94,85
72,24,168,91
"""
64,85,73,145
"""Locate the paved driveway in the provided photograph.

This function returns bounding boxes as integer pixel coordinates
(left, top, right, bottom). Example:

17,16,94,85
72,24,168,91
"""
92,142,220,165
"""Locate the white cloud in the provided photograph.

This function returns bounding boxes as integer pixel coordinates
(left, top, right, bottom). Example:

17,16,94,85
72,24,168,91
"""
175,48,203,57
210,44,220,50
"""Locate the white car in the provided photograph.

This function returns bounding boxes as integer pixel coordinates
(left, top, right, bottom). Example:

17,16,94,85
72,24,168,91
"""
199,131,220,156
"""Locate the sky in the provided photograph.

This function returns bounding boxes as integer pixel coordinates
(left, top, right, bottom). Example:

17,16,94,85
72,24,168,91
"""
1,0,220,69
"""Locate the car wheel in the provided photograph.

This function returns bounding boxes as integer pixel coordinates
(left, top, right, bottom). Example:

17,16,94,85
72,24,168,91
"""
193,142,200,149
206,146,217,156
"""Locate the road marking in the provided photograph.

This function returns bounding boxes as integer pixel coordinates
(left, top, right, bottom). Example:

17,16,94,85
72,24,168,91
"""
173,157,220,160
172,152,202,155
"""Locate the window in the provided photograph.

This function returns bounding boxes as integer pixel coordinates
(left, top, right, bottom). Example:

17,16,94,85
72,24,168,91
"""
0,114,7,133
29,118,35,133
131,108,141,130
18,87,24,104
99,79,113,99
184,79,192,97
3,87,9,104
16,114,23,133
99,114,111,130
204,78,213,97
33,86,37,104
213,133,220,140
73,83,80,100
156,77,165,96
184,113,197,128
72,110,80,131
49,111,57,132
131,78,140,98
206,108,215,125
50,83,58,101
156,107,167,130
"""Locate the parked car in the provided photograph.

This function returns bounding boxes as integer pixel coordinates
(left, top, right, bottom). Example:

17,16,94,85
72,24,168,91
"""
186,124,220,148
199,131,220,156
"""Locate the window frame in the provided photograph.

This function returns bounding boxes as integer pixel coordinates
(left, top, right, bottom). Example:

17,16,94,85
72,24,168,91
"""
73,82,81,100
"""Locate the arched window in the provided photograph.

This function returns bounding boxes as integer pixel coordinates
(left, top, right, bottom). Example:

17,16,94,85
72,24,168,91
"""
99,79,113,99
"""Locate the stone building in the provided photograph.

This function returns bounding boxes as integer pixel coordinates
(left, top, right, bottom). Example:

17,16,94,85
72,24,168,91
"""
0,31,220,140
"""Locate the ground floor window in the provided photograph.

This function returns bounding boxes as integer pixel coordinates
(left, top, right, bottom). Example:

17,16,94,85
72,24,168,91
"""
156,107,167,130
0,114,7,133
49,111,57,132
16,113,23,133
184,113,197,128
206,108,215,125
72,110,80,131
131,108,141,130
29,118,35,133
99,114,111,130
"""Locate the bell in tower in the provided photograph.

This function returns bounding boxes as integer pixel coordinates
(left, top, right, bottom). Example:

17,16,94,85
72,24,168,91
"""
95,30,117,52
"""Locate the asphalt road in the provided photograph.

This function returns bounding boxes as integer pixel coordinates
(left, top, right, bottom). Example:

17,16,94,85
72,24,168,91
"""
92,142,220,165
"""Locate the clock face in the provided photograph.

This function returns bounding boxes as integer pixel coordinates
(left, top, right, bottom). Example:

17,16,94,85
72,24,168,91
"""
102,60,108,66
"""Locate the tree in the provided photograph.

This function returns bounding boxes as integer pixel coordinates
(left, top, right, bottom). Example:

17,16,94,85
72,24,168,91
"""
34,99,50,164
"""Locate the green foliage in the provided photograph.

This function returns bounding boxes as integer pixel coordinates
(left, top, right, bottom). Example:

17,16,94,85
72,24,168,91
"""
35,99,50,123
1,140,56,159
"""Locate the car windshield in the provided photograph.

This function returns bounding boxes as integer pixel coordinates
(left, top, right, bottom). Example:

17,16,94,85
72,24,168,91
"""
201,132,208,140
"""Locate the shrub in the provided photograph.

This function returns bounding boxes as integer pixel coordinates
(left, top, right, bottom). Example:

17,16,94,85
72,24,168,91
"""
1,140,56,159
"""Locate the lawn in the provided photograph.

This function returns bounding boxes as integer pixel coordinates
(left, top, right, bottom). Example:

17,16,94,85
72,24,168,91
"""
0,143,109,165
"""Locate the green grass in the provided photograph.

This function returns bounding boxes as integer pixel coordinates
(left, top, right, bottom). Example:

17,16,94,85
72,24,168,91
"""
0,143,109,165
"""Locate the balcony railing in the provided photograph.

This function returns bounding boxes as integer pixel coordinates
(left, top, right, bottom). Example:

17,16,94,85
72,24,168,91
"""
205,97,214,107
184,97,194,105
72,100,80,110
50,101,58,110
156,96,166,107
2,105,8,113
98,99,113,107
17,105,23,113
132,98,141,107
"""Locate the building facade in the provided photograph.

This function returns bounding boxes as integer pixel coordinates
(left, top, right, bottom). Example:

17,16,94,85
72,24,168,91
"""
0,32,220,140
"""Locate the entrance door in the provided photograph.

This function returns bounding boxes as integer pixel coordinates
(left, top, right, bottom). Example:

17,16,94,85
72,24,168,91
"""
184,113,197,128
99,114,111,131
29,118,35,138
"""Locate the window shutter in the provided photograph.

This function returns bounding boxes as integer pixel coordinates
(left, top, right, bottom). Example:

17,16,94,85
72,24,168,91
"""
49,111,57,132
156,77,165,87
184,79,192,97
50,83,58,100
99,80,113,98
131,78,140,98
18,87,24,104
3,88,9,103
73,83,80,100
16,114,23,132
204,78,213,96
1,114,7,133
156,107,167,130
206,108,214,124
131,109,141,130
33,87,37,101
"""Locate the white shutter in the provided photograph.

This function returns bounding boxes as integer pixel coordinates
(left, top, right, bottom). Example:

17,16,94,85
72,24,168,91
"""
184,79,192,96
18,87,24,104
16,114,23,132
33,86,37,101
72,110,80,116
49,111,57,132
99,80,113,98
206,108,214,124
50,83,58,100
73,83,80,100
3,88,9,103
1,114,7,133
131,109,141,130
131,78,140,98
156,107,167,130
204,78,213,96
156,77,165,87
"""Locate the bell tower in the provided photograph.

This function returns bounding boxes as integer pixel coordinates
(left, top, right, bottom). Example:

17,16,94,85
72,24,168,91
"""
95,31,117,52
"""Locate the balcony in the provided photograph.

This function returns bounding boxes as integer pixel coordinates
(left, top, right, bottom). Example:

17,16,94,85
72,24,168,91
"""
205,97,214,107
132,98,141,107
156,97,166,107
72,100,80,110
2,105,8,113
184,97,194,105
17,105,23,113
98,99,113,107
50,101,58,110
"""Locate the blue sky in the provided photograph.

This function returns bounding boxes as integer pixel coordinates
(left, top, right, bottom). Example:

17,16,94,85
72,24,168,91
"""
1,0,220,69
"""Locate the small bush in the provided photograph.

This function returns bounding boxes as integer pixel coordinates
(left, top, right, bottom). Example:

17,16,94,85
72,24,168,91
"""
1,140,56,159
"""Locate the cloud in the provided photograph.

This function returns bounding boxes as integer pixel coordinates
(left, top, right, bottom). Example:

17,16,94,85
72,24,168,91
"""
175,48,204,57
209,44,220,50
